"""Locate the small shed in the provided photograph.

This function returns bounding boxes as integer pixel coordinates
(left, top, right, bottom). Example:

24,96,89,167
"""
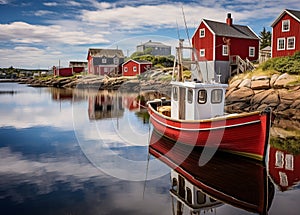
122,59,152,76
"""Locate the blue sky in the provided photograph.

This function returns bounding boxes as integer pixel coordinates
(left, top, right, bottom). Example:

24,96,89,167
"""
0,0,299,69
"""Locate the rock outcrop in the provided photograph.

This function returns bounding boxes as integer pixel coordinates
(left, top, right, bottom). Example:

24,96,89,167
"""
225,73,300,133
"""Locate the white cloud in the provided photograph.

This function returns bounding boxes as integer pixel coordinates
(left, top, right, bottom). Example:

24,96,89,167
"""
43,2,58,7
34,10,55,16
67,0,82,7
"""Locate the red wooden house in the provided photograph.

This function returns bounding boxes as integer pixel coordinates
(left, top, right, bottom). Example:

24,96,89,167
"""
87,48,124,76
122,59,152,76
191,13,259,83
271,9,300,58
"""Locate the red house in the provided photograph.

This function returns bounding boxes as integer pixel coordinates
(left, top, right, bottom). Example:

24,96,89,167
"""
87,48,124,76
122,59,152,76
192,13,259,83
271,9,300,58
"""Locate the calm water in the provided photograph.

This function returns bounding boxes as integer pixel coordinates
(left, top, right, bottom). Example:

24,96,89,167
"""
0,83,299,215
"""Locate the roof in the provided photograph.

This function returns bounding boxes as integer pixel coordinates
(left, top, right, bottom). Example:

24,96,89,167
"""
87,48,124,59
271,9,300,27
202,19,259,40
123,59,152,65
137,40,170,48
261,46,271,51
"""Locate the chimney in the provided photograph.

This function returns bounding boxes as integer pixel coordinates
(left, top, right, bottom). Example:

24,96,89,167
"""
226,13,233,26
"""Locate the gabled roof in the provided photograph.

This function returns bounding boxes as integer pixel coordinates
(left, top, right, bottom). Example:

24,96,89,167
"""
202,19,259,40
271,9,300,27
87,48,124,59
123,59,152,65
137,40,170,48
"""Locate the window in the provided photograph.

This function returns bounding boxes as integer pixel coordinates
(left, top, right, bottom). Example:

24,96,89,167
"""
282,20,290,32
277,38,285,50
287,37,295,50
187,89,193,104
222,45,228,56
186,188,192,204
249,47,255,57
200,28,205,38
173,87,178,101
199,49,205,57
124,67,128,72
197,191,206,204
102,58,107,64
198,90,207,104
211,89,223,104
113,57,119,64
133,66,137,72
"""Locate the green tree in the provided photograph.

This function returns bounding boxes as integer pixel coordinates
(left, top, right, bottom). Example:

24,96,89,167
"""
259,27,271,49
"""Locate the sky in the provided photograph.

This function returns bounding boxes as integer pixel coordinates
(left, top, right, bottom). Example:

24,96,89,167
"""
0,0,299,69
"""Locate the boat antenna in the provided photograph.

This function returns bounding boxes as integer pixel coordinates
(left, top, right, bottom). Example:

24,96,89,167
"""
176,20,181,39
181,6,191,46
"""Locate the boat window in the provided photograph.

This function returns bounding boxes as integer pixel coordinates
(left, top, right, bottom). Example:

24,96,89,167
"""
171,178,178,191
211,89,223,104
198,90,207,104
186,187,192,204
173,87,178,101
197,191,206,204
187,89,193,104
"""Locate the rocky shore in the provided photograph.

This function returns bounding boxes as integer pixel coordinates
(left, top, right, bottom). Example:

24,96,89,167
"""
9,69,300,137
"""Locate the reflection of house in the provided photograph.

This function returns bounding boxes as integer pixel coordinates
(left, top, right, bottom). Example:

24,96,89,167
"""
271,9,300,58
259,46,272,63
87,48,125,76
192,13,259,83
122,59,152,76
136,40,171,56
268,147,300,192
88,93,124,120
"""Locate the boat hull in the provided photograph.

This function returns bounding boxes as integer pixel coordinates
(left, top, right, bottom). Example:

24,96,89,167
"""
148,102,271,161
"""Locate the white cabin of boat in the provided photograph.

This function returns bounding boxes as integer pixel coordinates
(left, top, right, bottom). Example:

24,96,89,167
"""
170,81,228,120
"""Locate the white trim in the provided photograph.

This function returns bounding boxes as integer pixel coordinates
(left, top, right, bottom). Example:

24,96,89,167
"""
282,19,290,32
222,45,228,56
287,37,296,50
200,28,205,38
277,38,285,50
200,49,205,57
150,114,261,131
249,47,255,57
271,9,300,27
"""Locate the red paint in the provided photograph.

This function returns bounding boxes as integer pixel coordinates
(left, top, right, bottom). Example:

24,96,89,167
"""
192,20,259,62
268,147,300,191
122,60,152,76
148,103,271,161
192,22,214,61
272,11,300,57
53,67,84,77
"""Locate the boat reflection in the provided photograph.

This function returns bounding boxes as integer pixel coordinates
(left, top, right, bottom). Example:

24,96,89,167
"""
149,131,275,215
268,146,300,192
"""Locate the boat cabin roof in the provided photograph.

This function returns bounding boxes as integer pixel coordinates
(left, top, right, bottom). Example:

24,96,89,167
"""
171,81,228,89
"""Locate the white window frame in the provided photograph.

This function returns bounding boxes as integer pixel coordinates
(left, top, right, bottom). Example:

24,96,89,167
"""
287,37,295,50
222,45,228,56
199,28,205,38
249,47,255,57
113,57,119,65
282,20,290,32
277,38,285,50
102,58,107,64
133,66,137,72
200,49,205,57
124,67,128,72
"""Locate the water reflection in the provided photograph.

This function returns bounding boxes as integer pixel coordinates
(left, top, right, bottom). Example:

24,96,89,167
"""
0,83,300,214
149,131,275,215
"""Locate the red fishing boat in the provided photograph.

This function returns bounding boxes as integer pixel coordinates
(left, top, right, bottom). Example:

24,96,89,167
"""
147,39,272,162
149,131,275,214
